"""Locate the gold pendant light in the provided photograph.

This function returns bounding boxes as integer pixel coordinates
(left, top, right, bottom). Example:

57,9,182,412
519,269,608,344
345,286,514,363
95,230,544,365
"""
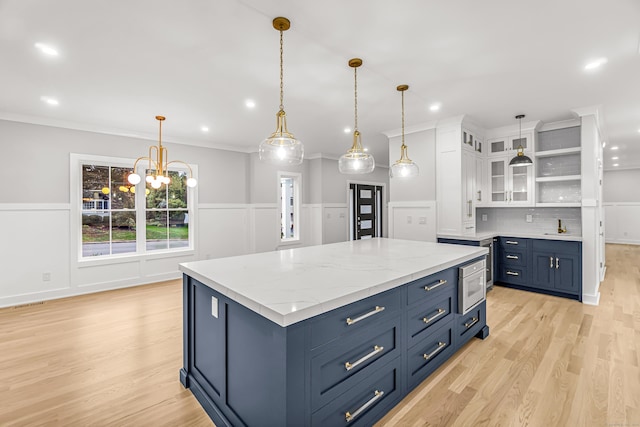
338,58,375,174
259,17,304,165
127,116,197,188
509,114,533,167
390,85,419,178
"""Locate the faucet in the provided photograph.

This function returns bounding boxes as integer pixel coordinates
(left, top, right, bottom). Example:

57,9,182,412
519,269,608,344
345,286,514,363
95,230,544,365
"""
558,219,567,234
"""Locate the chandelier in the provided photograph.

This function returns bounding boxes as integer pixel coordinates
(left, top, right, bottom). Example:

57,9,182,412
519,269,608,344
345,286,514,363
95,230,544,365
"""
127,116,197,189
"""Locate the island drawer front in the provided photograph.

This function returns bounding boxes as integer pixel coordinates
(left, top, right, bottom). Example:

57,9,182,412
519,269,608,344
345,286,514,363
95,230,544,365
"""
457,301,486,341
406,292,455,348
407,321,455,390
406,267,457,307
498,236,530,247
311,318,400,411
309,288,401,350
311,357,401,427
498,265,528,286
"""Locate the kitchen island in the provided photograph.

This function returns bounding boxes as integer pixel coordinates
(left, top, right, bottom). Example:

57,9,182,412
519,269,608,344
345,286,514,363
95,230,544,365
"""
179,238,489,427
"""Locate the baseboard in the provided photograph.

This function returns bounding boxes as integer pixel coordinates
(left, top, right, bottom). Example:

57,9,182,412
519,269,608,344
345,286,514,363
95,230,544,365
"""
582,292,600,306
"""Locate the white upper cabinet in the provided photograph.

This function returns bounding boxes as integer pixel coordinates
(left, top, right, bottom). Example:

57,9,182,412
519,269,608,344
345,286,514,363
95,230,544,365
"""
488,132,533,156
487,156,534,206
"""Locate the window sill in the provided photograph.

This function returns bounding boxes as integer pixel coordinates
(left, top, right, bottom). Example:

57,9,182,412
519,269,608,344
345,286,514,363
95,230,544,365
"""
77,248,196,268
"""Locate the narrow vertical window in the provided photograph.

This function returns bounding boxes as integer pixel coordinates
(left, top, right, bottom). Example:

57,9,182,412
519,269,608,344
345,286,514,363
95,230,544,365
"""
279,172,300,242
145,170,190,251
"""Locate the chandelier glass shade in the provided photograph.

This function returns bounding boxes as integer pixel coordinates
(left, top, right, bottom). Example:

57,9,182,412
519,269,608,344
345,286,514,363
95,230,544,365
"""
259,17,304,165
339,58,375,174
126,116,197,188
509,114,533,167
390,84,419,178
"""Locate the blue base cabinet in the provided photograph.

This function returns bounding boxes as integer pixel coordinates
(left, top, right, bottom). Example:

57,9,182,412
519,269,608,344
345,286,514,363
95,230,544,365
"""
181,258,489,427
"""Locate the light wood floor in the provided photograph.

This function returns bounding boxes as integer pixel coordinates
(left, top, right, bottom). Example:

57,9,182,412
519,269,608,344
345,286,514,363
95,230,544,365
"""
1,244,638,426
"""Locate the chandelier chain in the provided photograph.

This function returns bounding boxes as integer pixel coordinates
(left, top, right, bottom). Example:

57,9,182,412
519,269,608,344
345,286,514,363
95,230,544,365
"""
279,29,284,110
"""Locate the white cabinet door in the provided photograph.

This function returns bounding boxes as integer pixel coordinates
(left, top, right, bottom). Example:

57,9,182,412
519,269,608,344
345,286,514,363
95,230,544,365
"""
508,163,534,205
462,151,476,232
475,156,486,206
488,157,508,205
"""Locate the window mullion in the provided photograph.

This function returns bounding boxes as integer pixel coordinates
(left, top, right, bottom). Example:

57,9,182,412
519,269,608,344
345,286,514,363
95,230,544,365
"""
136,164,146,254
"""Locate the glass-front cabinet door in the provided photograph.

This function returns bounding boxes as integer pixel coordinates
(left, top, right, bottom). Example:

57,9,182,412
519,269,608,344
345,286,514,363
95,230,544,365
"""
489,158,507,204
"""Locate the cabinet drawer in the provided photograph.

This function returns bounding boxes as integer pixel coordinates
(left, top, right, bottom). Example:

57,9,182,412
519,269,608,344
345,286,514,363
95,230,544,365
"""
311,358,401,427
407,321,455,390
498,265,528,285
406,292,455,347
500,246,527,266
457,301,486,341
499,236,529,248
311,317,400,411
310,288,401,350
406,267,456,306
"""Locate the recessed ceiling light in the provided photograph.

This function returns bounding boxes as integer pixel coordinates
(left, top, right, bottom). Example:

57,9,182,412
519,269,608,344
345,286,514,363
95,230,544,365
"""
613,163,619,167
610,146,619,150
429,103,441,112
584,57,608,70
344,127,351,133
34,42,58,56
40,96,59,106
245,99,256,109
201,126,209,132
612,157,619,160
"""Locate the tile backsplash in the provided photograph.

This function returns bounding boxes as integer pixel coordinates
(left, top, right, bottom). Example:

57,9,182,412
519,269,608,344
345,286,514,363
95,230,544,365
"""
476,207,582,236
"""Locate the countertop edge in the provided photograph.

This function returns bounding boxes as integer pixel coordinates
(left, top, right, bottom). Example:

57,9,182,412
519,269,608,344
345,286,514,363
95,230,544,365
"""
437,232,583,242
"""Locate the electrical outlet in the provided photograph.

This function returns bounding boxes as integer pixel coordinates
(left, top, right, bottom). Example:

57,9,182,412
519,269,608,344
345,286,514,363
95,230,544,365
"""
526,214,533,223
481,214,488,222
419,217,426,225
407,216,412,224
42,272,51,282
211,296,218,318
339,213,345,218
326,213,332,219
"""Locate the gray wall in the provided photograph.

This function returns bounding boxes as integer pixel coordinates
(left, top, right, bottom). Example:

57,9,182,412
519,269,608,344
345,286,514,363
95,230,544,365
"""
320,158,390,204
247,152,311,204
603,169,640,202
388,128,436,202
0,120,249,204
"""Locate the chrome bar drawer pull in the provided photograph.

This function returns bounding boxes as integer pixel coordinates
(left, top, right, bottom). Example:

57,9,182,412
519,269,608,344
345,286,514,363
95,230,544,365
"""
423,341,447,360
506,271,519,276
344,345,384,371
423,308,445,324
464,317,479,329
345,390,384,422
549,256,553,268
505,240,518,245
556,257,559,269
346,306,385,326
424,279,447,292
506,255,519,260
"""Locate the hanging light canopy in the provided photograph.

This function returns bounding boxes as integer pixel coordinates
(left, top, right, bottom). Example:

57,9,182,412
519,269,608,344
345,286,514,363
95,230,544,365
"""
390,85,419,178
259,17,304,165
509,114,533,167
338,58,375,174
127,116,197,189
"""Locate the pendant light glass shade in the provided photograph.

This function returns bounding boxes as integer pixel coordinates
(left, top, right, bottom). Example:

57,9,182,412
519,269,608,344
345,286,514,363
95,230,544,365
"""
509,114,533,167
390,85,419,178
339,58,375,174
259,17,303,165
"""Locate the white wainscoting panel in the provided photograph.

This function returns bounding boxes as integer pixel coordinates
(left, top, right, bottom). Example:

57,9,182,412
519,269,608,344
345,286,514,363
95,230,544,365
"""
199,204,250,259
604,203,640,245
388,201,437,242
323,204,349,244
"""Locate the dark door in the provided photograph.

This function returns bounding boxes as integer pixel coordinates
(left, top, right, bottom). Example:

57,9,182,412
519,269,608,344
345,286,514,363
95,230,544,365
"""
554,253,579,294
531,250,554,289
350,184,382,240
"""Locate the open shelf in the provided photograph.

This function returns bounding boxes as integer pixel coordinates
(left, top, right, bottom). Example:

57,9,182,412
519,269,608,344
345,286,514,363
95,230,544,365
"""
535,147,581,158
536,175,581,183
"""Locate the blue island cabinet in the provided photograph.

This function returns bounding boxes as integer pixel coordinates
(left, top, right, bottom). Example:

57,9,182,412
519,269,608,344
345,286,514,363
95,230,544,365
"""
181,260,488,427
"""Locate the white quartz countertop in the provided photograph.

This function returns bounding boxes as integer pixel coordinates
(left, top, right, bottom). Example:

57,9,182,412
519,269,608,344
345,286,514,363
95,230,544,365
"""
179,238,487,327
437,231,582,242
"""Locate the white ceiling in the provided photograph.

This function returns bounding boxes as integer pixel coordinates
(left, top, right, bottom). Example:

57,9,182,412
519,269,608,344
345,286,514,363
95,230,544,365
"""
1,0,639,170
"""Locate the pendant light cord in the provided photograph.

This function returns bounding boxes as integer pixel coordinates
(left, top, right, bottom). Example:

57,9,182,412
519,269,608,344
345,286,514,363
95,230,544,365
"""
279,29,284,111
401,89,405,147
353,66,358,132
